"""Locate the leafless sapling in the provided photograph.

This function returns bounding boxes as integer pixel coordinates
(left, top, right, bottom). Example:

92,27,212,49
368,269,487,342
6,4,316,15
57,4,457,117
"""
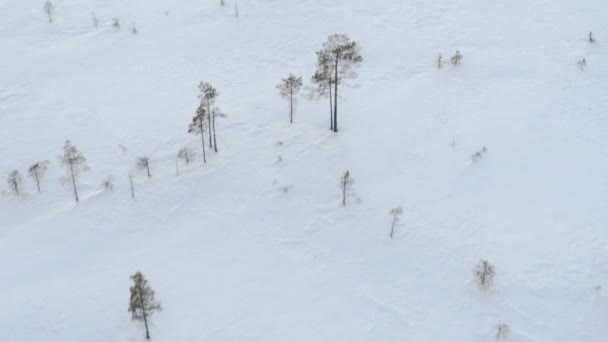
136,157,151,178
129,271,162,340
496,322,510,340
188,105,208,163
388,206,404,238
277,74,303,124
451,50,463,65
28,160,49,193
198,82,220,151
92,12,99,29
314,34,363,132
474,259,495,290
58,140,88,203
339,170,355,206
589,32,596,43
437,54,443,69
7,170,22,196
43,1,55,23
129,172,135,198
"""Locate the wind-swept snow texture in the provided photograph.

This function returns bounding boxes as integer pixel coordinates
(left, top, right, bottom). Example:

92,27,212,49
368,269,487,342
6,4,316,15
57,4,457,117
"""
1,0,607,341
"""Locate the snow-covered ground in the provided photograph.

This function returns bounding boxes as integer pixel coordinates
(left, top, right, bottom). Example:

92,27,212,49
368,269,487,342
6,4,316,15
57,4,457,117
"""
1,0,607,341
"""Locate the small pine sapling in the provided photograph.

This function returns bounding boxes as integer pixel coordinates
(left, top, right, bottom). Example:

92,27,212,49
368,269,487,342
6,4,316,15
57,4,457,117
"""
277,74,304,123
577,58,587,69
131,23,138,34
58,140,89,203
136,157,151,178
388,206,404,238
496,322,510,340
44,1,55,23
101,176,114,191
129,271,162,340
28,160,49,193
589,32,596,43
339,170,355,206
474,259,495,290
471,146,488,163
451,50,463,65
7,170,22,196
177,147,194,164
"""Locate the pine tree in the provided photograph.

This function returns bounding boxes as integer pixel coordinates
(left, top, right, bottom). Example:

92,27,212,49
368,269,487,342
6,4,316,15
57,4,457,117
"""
314,34,363,132
474,259,495,290
128,271,162,340
210,107,226,153
311,51,335,130
198,82,219,151
28,160,49,193
7,170,22,196
58,140,88,203
339,170,355,206
188,105,208,163
136,157,151,178
277,74,303,124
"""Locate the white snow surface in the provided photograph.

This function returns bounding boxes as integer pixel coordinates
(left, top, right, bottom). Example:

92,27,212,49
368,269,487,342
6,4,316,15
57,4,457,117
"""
1,0,607,341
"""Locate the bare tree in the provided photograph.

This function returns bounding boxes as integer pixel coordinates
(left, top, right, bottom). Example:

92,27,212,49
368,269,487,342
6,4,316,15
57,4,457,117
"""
339,170,355,206
188,105,208,163
450,50,463,65
7,170,22,196
388,206,404,238
28,160,49,193
474,259,495,290
496,322,510,340
277,74,303,124
314,34,363,132
136,157,151,178
198,82,220,151
43,1,55,23
92,12,99,30
129,271,162,340
58,140,88,203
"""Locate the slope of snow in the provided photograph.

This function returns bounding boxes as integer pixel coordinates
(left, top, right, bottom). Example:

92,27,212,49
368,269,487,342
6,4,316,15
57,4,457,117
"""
1,0,607,341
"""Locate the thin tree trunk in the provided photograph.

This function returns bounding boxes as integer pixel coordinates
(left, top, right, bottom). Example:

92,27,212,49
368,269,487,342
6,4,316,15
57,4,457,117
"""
129,173,135,198
390,217,396,238
70,163,79,203
212,110,218,153
137,287,151,340
329,79,333,130
206,103,213,148
34,171,41,192
333,56,339,133
342,181,346,206
146,165,151,178
200,122,207,163
289,88,293,124
175,158,179,176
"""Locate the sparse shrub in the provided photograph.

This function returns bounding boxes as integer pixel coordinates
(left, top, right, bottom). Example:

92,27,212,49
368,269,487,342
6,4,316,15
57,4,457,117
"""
136,157,151,177
471,146,488,163
450,50,463,65
28,160,49,193
339,170,355,206
589,32,596,43
129,271,162,340
7,170,22,196
92,12,99,29
112,17,120,30
177,147,194,164
577,58,587,69
474,259,495,290
388,206,404,238
101,176,113,191
43,1,55,23
496,322,510,340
